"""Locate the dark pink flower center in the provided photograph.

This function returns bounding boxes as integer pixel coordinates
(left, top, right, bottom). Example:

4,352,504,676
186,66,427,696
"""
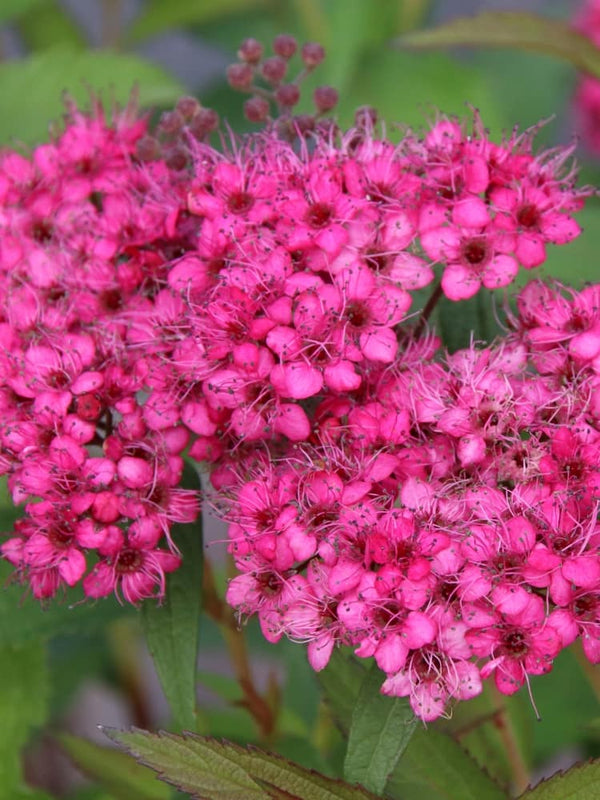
567,312,588,333
47,370,70,389
227,191,253,214
253,506,278,531
257,571,283,596
462,237,489,266
100,289,123,311
306,202,332,228
517,204,540,229
501,629,529,657
345,301,371,330
373,601,406,628
116,548,143,574
76,393,103,421
308,506,338,528
48,527,73,549
31,219,54,243
574,595,597,621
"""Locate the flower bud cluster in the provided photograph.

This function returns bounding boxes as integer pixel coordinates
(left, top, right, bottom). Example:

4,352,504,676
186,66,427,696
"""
0,56,595,719
226,35,338,131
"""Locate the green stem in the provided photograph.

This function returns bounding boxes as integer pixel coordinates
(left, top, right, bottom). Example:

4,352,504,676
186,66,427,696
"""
202,558,276,739
413,280,443,338
489,684,530,796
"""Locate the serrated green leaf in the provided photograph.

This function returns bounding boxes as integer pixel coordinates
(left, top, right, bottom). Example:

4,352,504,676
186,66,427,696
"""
106,728,380,800
343,663,417,794
0,0,47,24
142,466,203,731
237,745,379,800
0,47,184,146
397,12,600,80
387,728,507,800
0,642,49,794
519,760,600,799
60,735,170,800
104,729,275,799
128,0,268,43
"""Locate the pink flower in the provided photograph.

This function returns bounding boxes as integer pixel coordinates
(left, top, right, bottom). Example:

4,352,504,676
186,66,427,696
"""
466,595,562,694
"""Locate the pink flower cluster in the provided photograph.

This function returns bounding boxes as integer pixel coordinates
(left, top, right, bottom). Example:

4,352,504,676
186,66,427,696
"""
0,99,199,602
222,280,600,720
0,56,595,719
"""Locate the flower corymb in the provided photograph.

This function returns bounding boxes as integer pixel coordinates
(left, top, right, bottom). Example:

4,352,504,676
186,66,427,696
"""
0,36,597,722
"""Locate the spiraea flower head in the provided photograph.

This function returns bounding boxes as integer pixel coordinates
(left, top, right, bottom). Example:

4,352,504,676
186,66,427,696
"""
0,34,597,723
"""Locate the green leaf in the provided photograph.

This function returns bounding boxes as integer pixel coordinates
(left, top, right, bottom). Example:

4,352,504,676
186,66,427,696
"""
526,648,599,768
343,47,506,136
318,649,367,734
0,559,133,648
436,289,502,353
60,735,170,800
0,642,49,793
197,670,243,703
397,12,600,80
106,728,380,800
387,728,507,800
104,728,272,799
12,789,57,800
519,760,600,799
0,47,184,146
301,1,398,97
17,0,87,52
343,663,417,794
128,0,269,43
0,0,47,24
318,651,506,800
142,466,203,731
440,681,532,789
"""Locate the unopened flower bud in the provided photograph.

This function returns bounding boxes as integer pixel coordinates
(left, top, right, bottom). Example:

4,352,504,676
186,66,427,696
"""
273,34,297,59
292,114,315,135
315,118,338,138
275,83,300,108
226,62,254,91
238,37,263,64
261,56,287,85
189,108,220,139
165,146,188,171
301,42,325,69
355,105,378,128
135,135,160,161
314,85,338,113
158,110,184,135
176,95,201,120
244,95,270,123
